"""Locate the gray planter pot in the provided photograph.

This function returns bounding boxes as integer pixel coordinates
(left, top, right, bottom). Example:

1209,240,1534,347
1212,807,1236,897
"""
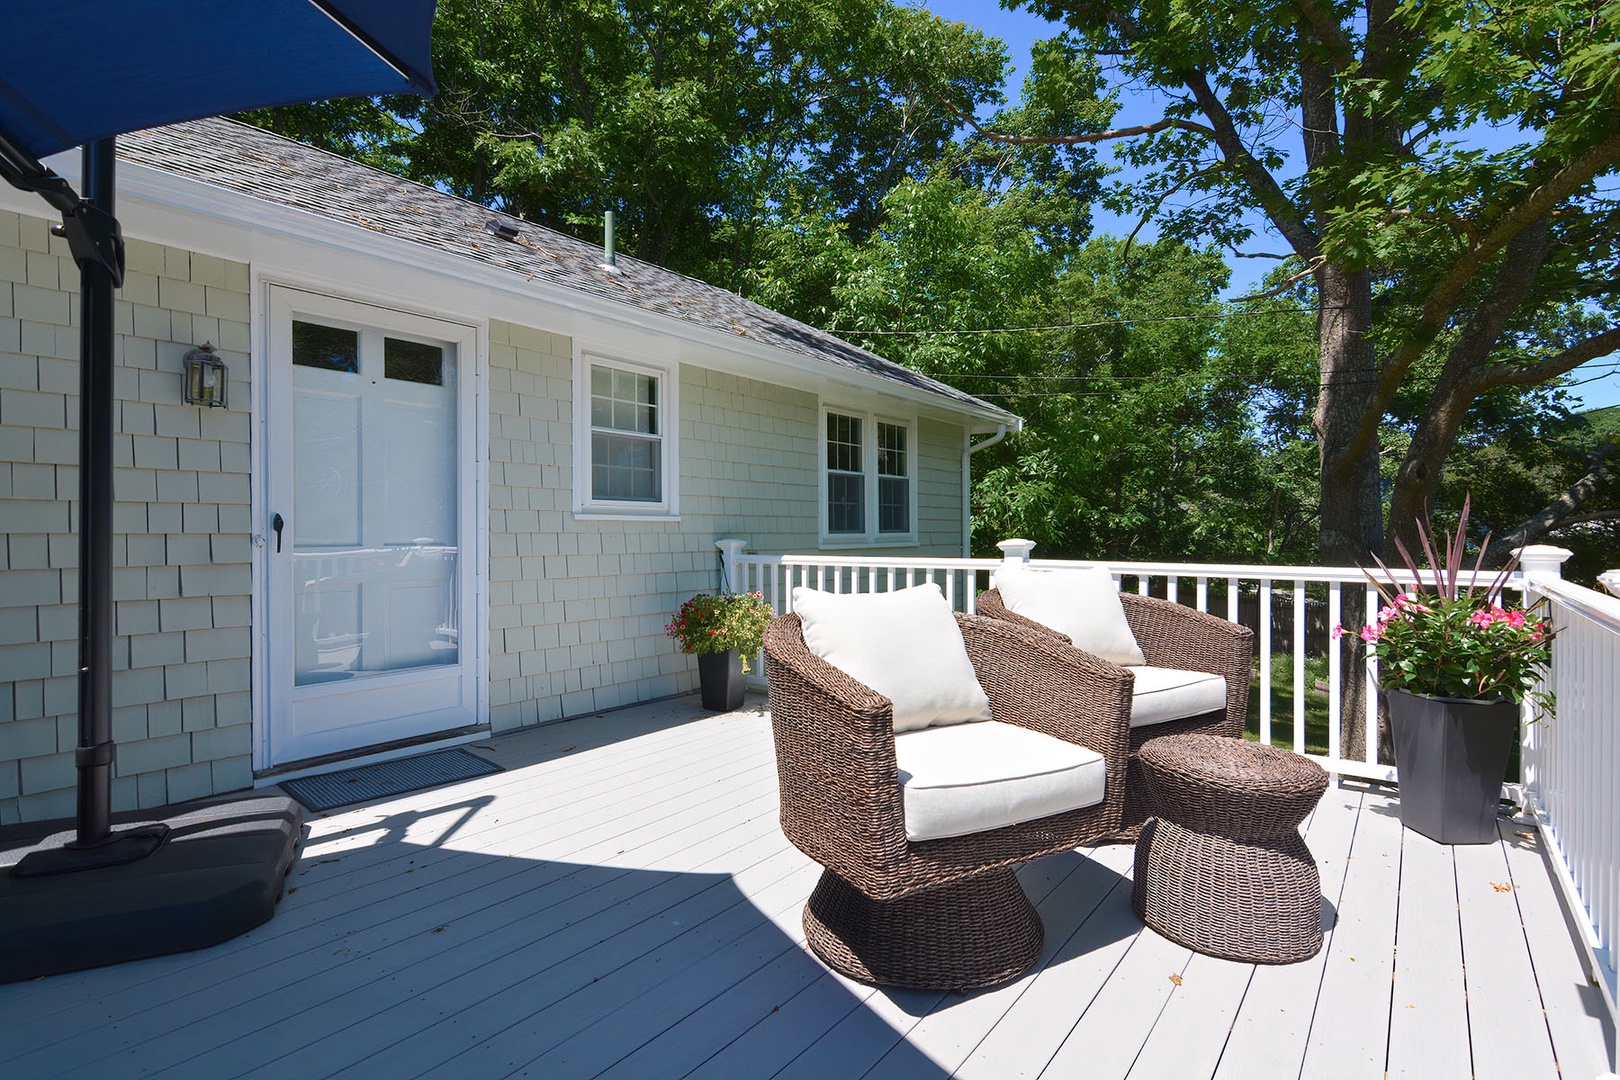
697,649,745,712
1388,687,1519,845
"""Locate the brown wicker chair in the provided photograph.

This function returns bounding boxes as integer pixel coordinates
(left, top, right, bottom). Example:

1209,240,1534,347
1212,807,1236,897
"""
977,587,1253,839
764,611,1132,991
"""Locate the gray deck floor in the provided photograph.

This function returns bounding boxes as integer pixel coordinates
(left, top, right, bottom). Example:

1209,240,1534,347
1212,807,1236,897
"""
3,697,1614,1079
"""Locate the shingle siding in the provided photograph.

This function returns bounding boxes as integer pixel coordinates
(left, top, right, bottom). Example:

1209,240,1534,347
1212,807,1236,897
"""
0,215,971,824
484,320,967,734
0,212,252,825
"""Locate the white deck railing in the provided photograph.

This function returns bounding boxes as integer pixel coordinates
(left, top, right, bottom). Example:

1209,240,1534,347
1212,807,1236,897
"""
721,538,1541,785
1522,573,1620,1034
719,537,1618,1045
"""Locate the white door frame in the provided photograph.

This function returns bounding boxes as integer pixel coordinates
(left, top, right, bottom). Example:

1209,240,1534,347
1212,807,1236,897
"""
250,280,488,773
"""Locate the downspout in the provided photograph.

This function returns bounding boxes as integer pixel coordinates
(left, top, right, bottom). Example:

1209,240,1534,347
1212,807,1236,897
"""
962,424,1008,556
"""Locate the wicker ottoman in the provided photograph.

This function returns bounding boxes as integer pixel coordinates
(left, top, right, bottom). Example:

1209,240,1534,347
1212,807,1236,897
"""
1132,733,1328,963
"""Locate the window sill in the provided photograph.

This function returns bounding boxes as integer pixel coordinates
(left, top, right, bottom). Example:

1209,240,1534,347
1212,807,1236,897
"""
817,536,920,551
573,510,681,523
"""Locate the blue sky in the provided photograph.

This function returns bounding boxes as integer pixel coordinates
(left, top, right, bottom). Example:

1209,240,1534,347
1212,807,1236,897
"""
920,1,1620,413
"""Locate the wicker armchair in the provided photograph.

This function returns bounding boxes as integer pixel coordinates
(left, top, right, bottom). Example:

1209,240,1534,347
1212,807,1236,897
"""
764,611,1131,991
977,588,1253,838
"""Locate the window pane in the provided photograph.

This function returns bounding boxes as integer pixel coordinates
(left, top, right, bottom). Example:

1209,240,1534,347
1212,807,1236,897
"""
827,412,862,473
878,422,907,477
879,477,909,533
591,363,657,435
592,432,661,502
828,473,864,534
293,320,358,373
384,337,445,385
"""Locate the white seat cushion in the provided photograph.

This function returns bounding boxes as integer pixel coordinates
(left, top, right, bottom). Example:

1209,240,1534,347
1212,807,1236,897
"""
894,720,1107,842
1128,666,1228,728
995,566,1146,666
793,584,992,732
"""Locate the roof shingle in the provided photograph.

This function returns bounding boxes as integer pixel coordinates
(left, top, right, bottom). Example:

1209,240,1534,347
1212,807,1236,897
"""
119,117,1010,420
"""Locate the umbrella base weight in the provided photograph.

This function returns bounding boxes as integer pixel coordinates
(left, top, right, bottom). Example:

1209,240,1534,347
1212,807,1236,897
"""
0,795,302,983
10,822,170,877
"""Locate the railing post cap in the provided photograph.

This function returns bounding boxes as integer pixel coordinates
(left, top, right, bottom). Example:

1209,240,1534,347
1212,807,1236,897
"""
1514,545,1573,580
714,539,749,554
996,539,1036,561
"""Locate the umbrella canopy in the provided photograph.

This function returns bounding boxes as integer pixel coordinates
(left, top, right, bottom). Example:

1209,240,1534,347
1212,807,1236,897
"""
0,0,435,160
1,0,438,877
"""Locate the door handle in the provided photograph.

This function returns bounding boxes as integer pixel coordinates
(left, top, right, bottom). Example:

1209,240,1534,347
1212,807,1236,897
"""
272,513,284,553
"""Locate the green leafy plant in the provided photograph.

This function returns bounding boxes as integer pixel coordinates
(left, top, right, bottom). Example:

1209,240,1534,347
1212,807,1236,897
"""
1335,496,1555,708
665,592,774,673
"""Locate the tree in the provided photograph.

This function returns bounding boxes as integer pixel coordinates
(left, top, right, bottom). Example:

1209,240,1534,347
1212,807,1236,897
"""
241,0,1009,285
980,0,1620,568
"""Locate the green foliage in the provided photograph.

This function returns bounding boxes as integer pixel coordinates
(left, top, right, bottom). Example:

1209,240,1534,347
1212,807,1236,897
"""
1342,593,1554,706
243,0,1011,284
665,591,774,671
1345,498,1554,705
1013,0,1620,565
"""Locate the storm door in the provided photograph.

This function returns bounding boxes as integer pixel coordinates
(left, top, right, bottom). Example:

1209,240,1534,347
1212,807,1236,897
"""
264,288,479,767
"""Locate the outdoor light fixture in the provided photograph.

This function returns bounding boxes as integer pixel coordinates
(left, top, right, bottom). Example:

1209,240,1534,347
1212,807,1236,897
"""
182,342,227,408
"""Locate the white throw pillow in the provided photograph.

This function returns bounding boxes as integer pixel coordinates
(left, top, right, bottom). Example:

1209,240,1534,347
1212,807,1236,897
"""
996,566,1146,666
792,584,993,732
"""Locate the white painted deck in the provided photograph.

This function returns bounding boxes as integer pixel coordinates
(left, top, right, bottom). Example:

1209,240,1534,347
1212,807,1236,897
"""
3,697,1614,1080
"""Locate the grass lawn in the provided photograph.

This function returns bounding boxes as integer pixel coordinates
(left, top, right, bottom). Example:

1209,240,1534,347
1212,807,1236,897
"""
1245,653,1332,756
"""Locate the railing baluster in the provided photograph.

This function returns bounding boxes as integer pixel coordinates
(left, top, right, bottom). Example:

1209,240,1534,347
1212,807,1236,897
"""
1365,584,1381,767
1328,582,1342,769
1293,579,1307,756
1196,576,1208,613
1259,577,1272,748
1227,577,1240,623
1168,576,1179,607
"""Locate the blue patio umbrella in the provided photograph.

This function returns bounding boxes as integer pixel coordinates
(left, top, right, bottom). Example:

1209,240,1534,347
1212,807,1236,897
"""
0,1,436,972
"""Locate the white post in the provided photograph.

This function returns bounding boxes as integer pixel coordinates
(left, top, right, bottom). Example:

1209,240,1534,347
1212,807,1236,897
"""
993,538,1036,589
1510,544,1570,821
1514,544,1572,584
715,538,749,594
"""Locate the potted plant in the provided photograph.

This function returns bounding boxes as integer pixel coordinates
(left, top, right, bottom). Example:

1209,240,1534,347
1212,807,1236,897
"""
1336,497,1555,844
665,591,773,711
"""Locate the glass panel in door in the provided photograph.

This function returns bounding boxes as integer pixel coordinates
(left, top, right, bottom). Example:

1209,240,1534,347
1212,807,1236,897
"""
291,322,459,686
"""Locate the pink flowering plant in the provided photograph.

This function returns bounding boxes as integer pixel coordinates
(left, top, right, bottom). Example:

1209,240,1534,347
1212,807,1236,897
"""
1334,496,1554,708
665,591,773,673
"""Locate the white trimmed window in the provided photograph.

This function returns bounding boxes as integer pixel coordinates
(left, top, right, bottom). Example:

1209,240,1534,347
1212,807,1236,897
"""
821,407,915,545
574,352,678,517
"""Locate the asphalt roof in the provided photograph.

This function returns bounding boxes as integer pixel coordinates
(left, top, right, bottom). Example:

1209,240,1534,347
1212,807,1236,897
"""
119,117,1011,421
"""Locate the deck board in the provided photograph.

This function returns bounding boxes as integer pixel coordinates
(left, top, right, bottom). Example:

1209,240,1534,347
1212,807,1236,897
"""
2,696,1613,1080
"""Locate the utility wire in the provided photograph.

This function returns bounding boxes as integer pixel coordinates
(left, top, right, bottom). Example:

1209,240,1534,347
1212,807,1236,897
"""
835,304,1328,337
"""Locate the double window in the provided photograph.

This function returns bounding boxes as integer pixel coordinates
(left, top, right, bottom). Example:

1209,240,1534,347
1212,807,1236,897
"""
575,353,678,517
822,407,914,544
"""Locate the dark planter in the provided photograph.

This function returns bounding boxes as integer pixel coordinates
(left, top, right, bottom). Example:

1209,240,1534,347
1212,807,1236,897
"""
1388,687,1520,845
697,650,746,712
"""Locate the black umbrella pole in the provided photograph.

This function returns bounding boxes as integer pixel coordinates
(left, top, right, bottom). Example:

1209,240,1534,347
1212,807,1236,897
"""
74,138,118,846
11,140,169,876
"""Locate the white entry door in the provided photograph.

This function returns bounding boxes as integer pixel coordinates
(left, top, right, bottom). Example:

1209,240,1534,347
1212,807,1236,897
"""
264,288,480,767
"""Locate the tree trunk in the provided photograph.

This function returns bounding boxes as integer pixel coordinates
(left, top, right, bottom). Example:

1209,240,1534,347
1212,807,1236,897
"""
1312,260,1385,762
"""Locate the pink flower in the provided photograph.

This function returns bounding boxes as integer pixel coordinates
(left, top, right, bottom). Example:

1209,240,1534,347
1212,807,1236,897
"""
1330,625,1347,640
1359,625,1382,642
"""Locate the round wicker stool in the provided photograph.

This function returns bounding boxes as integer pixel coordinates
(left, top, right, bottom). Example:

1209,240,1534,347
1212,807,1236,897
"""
1132,733,1328,963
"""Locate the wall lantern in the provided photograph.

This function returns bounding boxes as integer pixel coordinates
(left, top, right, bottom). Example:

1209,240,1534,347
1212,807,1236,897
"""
182,342,227,408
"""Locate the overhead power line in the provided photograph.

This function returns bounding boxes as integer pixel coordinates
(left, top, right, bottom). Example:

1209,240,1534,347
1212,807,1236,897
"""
837,304,1327,337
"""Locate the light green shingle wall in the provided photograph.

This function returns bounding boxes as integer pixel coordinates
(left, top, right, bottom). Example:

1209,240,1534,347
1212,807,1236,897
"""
0,223,970,823
0,212,253,825
485,320,967,731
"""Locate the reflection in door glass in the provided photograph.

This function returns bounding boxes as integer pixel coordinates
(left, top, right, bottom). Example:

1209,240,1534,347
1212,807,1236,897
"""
292,325,458,685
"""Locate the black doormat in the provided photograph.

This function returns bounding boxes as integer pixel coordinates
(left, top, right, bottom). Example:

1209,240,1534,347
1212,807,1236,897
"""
280,749,503,812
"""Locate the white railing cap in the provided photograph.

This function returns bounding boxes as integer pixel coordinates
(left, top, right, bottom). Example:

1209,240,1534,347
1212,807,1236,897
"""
1514,544,1573,582
996,539,1036,562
